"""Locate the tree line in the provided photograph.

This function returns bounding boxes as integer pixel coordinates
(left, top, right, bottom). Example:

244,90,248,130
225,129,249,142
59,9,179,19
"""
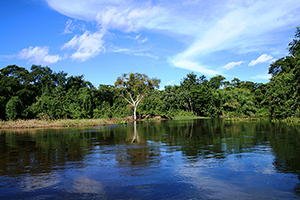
1,27,299,121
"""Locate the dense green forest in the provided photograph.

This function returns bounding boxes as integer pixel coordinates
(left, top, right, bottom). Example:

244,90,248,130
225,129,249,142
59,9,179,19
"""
1,27,299,121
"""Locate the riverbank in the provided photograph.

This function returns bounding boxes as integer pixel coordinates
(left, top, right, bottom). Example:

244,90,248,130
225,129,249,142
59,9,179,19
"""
2,116,299,130
0,116,204,130
0,118,125,129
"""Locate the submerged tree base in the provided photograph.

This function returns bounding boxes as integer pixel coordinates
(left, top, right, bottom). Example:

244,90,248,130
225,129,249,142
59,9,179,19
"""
125,114,172,122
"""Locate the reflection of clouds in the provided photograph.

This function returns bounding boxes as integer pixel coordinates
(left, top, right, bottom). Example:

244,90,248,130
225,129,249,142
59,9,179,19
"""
20,172,60,192
175,149,283,199
20,173,104,195
176,163,248,199
225,151,276,175
70,176,104,194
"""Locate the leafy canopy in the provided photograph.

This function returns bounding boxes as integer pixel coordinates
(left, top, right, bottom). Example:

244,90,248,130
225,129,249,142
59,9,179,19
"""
115,73,160,97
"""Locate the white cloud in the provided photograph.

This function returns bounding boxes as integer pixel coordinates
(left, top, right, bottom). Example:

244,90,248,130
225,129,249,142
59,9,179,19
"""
251,74,272,80
249,54,274,66
223,61,243,69
62,30,105,61
18,46,61,65
47,0,165,33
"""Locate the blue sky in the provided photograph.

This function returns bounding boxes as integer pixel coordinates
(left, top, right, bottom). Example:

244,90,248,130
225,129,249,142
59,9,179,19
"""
1,0,300,88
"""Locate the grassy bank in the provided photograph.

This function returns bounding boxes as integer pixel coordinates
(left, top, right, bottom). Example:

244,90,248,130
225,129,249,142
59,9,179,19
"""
0,118,125,129
2,116,299,130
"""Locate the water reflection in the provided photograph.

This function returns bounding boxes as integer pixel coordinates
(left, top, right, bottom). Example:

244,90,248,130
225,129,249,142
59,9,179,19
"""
115,121,161,177
0,120,300,199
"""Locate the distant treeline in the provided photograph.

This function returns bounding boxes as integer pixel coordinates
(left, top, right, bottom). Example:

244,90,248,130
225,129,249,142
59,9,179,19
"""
1,27,300,121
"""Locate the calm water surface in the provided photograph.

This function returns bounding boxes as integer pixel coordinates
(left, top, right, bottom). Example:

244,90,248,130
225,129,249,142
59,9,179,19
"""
1,119,300,199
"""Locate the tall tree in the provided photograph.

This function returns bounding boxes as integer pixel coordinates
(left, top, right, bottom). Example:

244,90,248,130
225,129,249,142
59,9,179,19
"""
115,73,160,120
209,75,225,90
266,27,300,118
288,26,300,58
180,73,199,113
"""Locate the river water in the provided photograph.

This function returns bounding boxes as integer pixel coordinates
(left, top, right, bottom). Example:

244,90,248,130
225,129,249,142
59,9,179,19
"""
1,119,300,199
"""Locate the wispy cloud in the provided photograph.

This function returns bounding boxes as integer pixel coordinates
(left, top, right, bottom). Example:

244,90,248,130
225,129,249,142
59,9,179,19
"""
223,61,243,69
133,34,148,44
249,54,274,66
0,54,15,61
170,0,300,75
61,30,105,61
165,80,175,85
139,37,148,44
62,19,75,34
18,46,61,65
251,74,272,80
170,59,219,76
110,47,158,59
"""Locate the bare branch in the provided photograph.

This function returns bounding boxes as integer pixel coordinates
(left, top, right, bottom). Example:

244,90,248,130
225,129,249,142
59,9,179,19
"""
136,94,144,107
120,93,134,106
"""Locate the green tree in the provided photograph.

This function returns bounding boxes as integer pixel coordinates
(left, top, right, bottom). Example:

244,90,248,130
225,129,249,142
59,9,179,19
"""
180,73,199,113
0,65,37,119
266,72,296,118
288,26,300,58
266,27,300,118
115,73,161,120
209,75,226,90
6,96,23,120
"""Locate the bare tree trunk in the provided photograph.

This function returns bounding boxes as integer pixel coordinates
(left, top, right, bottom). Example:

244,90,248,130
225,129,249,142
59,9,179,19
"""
134,105,137,121
120,92,143,121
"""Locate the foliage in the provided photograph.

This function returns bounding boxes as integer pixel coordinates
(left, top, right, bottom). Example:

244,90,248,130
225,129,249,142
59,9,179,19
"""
265,27,300,119
288,26,300,58
1,27,300,122
5,96,23,120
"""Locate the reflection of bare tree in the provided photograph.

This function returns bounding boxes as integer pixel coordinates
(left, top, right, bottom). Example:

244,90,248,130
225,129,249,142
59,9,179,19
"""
115,122,160,169
131,121,140,143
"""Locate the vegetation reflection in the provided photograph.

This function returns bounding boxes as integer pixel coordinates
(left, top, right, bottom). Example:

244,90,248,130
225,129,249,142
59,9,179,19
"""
1,120,300,180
